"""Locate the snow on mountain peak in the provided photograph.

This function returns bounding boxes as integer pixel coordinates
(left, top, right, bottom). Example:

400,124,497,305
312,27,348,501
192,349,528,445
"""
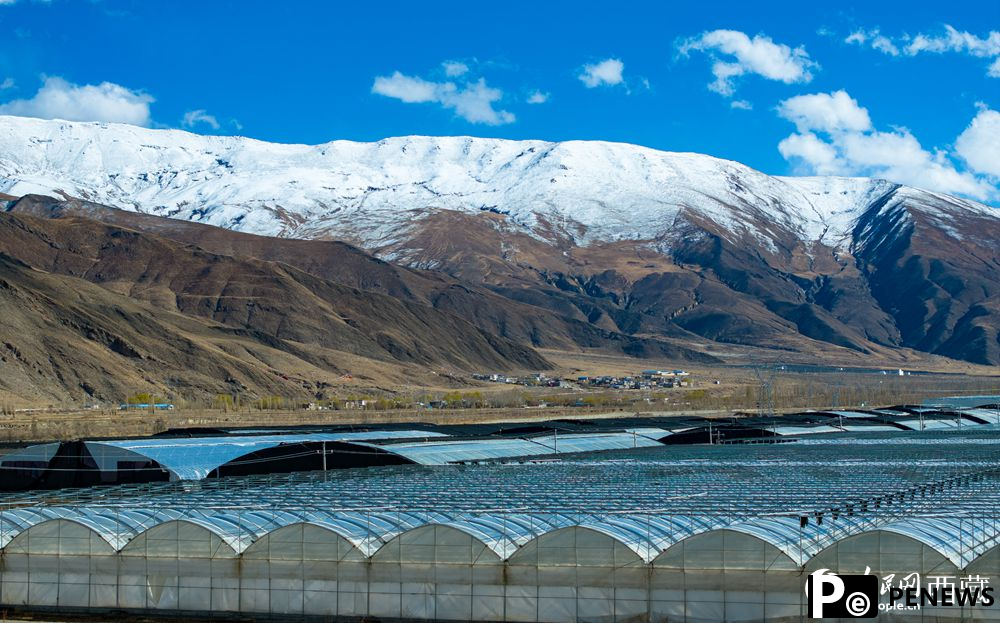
0,115,991,253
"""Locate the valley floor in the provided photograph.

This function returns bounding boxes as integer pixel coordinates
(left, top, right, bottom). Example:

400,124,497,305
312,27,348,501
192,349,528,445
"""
3,371,997,444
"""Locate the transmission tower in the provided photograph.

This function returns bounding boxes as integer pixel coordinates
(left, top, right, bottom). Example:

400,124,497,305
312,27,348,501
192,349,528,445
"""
751,361,780,418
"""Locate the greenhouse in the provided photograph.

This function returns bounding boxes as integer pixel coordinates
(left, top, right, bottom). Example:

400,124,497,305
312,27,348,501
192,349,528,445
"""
2,404,997,492
2,427,1000,621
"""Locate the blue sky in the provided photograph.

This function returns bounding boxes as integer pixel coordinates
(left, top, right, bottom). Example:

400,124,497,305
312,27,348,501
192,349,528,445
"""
0,0,998,200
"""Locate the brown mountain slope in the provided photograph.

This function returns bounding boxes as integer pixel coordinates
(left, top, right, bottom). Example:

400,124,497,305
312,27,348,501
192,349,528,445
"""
0,211,560,403
368,208,893,356
852,196,1000,365
8,191,995,369
368,195,1000,366
5,195,718,362
0,254,437,403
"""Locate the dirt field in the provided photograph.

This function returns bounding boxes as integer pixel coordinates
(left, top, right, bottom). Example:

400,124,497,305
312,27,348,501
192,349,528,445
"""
2,351,996,444
0,405,647,444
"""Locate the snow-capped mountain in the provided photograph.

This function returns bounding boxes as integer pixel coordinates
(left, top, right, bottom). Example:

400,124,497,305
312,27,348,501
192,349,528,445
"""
2,115,999,367
1,115,993,255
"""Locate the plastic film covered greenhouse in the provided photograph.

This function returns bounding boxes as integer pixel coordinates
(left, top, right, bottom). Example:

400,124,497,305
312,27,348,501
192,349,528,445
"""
2,426,1000,621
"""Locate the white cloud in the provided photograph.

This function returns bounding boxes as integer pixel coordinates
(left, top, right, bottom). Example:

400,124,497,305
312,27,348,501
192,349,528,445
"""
730,99,752,110
777,90,871,133
847,131,990,199
0,76,153,126
442,61,469,77
372,70,514,125
372,71,438,103
578,58,625,88
679,29,816,97
905,25,1000,57
846,25,1000,77
955,106,1000,178
778,132,841,175
845,29,900,56
0,78,13,90
777,91,995,201
445,79,515,125
844,31,865,45
872,37,902,56
181,109,220,130
526,90,549,104
0,0,53,6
